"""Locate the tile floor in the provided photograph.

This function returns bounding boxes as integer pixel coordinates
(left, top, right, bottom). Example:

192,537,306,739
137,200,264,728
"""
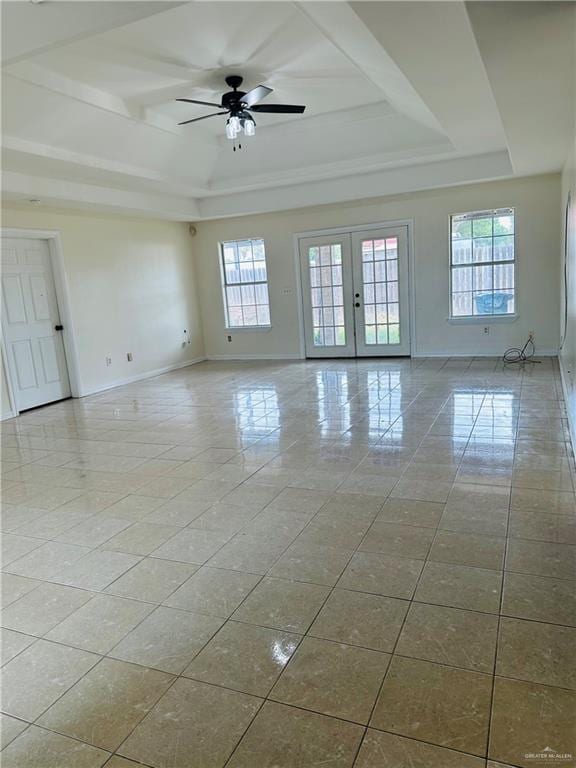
1,357,575,768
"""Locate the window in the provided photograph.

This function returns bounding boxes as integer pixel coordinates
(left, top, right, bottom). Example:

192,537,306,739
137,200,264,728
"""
220,238,271,328
450,208,515,317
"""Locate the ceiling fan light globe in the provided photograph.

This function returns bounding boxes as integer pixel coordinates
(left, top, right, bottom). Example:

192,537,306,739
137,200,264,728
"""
244,120,256,137
225,120,237,140
229,116,241,133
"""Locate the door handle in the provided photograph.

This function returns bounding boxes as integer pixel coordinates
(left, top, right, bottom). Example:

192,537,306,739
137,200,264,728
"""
54,324,64,331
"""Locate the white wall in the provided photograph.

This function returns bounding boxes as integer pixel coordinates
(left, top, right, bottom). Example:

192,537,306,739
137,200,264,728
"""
560,135,576,432
1,206,204,405
558,5,576,437
0,173,563,419
194,174,560,359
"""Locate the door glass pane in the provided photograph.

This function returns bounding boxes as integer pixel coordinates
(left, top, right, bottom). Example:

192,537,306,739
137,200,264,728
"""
308,244,346,346
361,237,400,345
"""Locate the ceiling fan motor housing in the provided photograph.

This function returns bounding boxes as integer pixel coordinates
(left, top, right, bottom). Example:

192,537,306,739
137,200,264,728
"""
223,75,248,113
225,75,243,90
222,90,247,112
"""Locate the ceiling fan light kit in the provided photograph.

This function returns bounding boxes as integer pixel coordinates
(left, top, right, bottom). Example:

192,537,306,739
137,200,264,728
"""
225,114,254,141
177,74,305,149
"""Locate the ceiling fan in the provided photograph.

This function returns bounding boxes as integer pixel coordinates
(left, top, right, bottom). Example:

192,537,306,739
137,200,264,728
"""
176,75,306,143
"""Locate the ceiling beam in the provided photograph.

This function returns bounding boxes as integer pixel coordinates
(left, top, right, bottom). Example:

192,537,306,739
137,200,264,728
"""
2,152,513,222
6,62,133,118
296,1,444,134
5,62,185,137
2,136,209,197
198,151,514,220
208,141,456,195
349,1,507,154
465,1,575,174
2,171,200,221
2,2,185,65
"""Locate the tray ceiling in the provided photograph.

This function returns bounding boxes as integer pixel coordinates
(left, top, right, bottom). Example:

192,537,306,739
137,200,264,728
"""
2,1,574,219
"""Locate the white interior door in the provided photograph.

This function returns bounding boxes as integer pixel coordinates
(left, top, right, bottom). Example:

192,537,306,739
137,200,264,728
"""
1,237,71,411
352,227,411,356
299,234,356,357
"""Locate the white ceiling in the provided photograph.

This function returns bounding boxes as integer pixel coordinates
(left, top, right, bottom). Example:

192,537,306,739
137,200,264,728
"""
2,1,574,220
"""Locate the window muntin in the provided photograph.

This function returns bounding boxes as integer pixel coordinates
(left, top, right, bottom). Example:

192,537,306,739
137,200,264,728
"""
220,238,271,328
450,208,515,317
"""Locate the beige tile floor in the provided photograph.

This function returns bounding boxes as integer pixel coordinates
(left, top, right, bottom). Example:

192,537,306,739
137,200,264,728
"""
1,357,575,768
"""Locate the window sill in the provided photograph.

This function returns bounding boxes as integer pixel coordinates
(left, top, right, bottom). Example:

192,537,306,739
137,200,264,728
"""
447,315,518,325
225,326,272,333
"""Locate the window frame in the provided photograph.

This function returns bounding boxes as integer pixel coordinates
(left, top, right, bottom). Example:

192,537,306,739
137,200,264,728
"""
219,237,272,330
448,207,516,321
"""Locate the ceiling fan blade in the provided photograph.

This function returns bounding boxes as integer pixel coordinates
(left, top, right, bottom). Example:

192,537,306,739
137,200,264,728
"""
176,98,222,108
178,111,227,126
250,104,306,114
241,85,272,108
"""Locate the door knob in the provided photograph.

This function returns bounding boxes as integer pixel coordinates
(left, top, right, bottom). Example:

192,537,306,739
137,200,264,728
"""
54,324,64,331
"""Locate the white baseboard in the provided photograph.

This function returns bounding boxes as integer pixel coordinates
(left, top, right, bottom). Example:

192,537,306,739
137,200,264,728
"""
530,348,559,357
412,348,559,358
77,357,206,397
210,350,559,361
206,353,303,361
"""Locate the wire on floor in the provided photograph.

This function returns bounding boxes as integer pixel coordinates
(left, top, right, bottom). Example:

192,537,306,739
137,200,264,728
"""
503,336,541,365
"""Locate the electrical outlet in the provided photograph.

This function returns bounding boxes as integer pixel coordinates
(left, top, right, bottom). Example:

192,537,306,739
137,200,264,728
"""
483,327,490,335
528,331,534,341
127,353,133,362
106,357,112,367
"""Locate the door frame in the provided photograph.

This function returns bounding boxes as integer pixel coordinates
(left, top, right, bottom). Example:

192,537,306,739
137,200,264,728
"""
293,219,416,359
1,228,82,416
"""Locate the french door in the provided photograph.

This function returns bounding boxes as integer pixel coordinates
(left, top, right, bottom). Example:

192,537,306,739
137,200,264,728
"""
298,225,410,357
